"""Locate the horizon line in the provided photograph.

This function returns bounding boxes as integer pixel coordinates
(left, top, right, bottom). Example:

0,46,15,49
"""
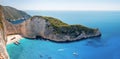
23,9,120,11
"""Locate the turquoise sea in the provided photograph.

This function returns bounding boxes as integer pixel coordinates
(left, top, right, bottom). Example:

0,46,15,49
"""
7,11,120,59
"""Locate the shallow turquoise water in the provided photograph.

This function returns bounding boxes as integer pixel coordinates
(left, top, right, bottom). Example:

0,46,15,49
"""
7,11,120,59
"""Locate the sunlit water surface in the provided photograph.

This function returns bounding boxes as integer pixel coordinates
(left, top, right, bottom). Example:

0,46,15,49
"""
7,11,120,59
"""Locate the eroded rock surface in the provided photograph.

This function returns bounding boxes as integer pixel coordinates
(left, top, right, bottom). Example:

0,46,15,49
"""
5,16,101,42
0,5,10,59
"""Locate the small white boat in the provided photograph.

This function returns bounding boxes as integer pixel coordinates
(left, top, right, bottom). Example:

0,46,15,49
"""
73,52,79,56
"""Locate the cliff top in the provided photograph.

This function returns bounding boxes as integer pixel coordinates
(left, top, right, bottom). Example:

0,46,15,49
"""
2,6,30,21
31,16,96,37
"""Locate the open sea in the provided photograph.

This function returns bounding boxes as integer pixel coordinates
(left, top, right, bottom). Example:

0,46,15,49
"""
7,11,120,59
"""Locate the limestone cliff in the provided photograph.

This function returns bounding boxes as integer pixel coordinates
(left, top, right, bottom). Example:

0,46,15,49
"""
0,5,10,59
1,6,101,42
0,5,101,42
19,16,101,42
4,15,101,42
3,14,101,42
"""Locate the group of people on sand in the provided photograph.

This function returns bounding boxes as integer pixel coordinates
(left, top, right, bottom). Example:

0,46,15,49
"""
10,37,20,45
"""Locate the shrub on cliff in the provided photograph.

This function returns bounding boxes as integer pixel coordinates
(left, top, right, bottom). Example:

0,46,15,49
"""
40,16,95,37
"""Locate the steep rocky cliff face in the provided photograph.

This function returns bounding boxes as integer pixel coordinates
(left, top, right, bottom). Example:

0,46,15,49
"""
4,15,101,42
0,5,10,59
19,16,101,42
0,5,101,42
4,18,21,36
20,16,47,38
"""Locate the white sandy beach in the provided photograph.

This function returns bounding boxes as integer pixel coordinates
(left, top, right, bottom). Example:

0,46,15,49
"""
7,35,23,44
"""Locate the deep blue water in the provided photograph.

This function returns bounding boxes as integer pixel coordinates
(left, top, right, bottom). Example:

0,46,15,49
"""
7,11,120,59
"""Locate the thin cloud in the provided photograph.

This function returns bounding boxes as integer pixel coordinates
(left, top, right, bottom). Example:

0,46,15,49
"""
1,0,120,11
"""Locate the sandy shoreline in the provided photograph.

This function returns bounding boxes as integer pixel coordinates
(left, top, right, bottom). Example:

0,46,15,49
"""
7,35,23,45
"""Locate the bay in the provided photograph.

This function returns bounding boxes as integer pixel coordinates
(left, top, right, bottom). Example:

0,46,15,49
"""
7,11,120,59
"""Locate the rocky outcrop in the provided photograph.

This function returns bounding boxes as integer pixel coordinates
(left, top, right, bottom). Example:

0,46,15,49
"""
0,5,10,59
1,6,101,42
3,6,30,21
4,15,101,42
20,16,47,38
4,18,21,36
19,16,101,42
0,5,101,42
3,15,101,42
5,16,101,42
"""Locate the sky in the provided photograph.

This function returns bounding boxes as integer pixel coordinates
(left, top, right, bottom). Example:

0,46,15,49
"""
1,0,120,11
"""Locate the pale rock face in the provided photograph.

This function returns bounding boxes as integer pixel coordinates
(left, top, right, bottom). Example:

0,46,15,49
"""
4,16,101,42
0,31,9,59
0,5,10,59
20,16,46,38
4,20,19,35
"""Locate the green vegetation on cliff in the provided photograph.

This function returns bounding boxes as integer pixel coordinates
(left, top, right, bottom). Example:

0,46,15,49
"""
40,16,95,37
41,16,68,26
